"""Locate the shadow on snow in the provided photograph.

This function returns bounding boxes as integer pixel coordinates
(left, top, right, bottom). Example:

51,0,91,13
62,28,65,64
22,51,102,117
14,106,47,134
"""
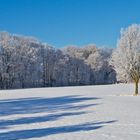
0,95,117,139
0,111,85,129
0,95,100,116
0,120,117,140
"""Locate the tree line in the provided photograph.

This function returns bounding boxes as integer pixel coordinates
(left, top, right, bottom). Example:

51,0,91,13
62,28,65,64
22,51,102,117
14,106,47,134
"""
0,32,116,89
1,24,140,95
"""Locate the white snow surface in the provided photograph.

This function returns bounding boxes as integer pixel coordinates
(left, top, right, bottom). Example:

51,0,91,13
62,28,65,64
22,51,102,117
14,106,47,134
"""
0,83,140,140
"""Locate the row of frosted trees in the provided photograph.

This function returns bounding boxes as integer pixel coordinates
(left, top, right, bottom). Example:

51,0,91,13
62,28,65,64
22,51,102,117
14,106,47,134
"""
0,32,116,89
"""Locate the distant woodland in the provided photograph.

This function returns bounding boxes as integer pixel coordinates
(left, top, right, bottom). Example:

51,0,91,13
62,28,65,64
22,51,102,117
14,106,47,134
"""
0,32,116,89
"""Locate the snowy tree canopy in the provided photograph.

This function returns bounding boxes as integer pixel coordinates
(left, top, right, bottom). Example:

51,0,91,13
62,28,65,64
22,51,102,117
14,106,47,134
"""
0,32,117,89
110,24,140,95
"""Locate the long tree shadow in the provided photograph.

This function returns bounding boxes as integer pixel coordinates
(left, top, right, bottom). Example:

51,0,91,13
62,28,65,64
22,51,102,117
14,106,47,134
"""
0,95,101,129
0,111,86,129
0,95,108,139
0,120,117,140
0,95,100,116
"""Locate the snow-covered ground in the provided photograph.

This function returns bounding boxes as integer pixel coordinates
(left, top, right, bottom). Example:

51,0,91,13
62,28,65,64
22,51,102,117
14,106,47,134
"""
0,84,140,140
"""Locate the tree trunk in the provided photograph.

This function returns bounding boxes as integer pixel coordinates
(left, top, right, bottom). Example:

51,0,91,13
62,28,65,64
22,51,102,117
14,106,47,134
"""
134,80,139,96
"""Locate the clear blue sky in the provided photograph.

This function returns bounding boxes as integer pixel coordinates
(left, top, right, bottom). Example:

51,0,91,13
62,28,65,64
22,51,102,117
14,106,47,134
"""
0,0,140,48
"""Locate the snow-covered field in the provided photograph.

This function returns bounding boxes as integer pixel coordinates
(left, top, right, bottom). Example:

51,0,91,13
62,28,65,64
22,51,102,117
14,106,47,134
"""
0,84,140,140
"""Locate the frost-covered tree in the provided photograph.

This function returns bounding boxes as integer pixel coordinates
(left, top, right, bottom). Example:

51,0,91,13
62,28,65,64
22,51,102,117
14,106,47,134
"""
0,31,116,89
0,32,18,88
39,44,62,87
111,24,140,95
14,36,39,88
0,32,40,88
62,45,116,85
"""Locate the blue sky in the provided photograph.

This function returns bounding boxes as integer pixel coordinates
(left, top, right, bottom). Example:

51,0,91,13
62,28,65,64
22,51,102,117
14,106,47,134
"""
0,0,140,48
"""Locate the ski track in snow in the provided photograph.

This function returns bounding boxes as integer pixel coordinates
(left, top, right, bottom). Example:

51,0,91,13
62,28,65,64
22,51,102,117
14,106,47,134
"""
0,83,140,140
